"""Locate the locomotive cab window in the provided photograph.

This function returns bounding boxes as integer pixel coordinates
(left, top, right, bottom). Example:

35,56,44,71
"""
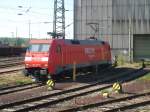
56,45,61,53
28,44,50,52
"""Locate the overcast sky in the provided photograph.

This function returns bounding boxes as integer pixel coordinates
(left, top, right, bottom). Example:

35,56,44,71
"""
0,0,73,39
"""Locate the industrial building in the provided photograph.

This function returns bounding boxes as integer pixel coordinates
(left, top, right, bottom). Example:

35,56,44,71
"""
74,0,150,61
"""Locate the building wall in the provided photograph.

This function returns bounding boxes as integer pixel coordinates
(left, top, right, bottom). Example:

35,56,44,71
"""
74,0,150,58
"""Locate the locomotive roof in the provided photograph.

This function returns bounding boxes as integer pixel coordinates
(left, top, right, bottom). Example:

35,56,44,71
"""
64,39,106,45
29,39,106,45
29,39,52,44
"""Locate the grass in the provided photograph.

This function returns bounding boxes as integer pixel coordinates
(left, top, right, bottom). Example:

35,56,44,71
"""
118,62,141,68
118,62,150,81
114,54,141,68
138,73,150,81
115,55,150,81
0,72,32,87
0,61,149,87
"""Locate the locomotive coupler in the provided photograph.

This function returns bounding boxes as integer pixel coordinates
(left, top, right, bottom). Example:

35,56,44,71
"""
40,69,48,75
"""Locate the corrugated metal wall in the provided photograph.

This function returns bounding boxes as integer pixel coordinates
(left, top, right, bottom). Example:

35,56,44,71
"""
74,0,150,57
74,0,112,41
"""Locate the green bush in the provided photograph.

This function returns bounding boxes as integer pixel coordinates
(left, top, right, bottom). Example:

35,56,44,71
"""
117,54,126,66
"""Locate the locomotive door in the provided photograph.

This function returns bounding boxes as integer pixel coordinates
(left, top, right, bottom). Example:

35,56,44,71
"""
55,45,62,66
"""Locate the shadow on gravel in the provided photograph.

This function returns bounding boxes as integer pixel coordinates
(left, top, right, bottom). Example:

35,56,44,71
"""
55,67,150,85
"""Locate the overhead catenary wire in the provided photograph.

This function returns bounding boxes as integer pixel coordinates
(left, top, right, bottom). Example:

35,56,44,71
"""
0,0,73,38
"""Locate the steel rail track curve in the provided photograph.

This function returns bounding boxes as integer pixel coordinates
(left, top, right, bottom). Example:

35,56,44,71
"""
105,97,150,112
1,68,148,112
0,67,24,74
0,57,23,62
0,83,44,96
61,91,150,112
0,82,36,91
0,61,23,68
59,70,150,112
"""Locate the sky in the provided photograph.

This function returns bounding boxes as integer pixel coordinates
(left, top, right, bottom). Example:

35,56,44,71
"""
0,0,73,39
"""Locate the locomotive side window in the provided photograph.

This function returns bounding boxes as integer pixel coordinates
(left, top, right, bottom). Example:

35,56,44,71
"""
56,45,61,53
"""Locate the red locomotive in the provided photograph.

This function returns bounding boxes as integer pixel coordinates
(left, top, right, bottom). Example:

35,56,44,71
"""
24,39,111,82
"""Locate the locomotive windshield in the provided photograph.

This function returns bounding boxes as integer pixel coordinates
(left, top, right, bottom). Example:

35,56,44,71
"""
28,44,50,52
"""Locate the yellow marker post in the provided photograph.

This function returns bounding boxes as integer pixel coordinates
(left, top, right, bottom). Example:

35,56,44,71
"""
73,61,76,81
112,82,122,93
46,79,55,90
102,92,109,98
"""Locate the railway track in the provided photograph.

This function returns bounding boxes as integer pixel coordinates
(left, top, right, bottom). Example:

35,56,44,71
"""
61,91,150,112
0,57,23,62
0,67,148,112
0,66,24,74
103,92,150,112
0,82,36,91
47,68,149,112
0,57,24,69
0,82,44,96
0,61,23,68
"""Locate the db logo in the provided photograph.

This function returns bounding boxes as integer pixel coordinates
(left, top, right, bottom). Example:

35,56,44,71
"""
85,48,95,54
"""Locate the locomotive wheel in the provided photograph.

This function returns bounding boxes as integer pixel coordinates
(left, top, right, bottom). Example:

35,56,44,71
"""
22,69,29,76
31,75,48,84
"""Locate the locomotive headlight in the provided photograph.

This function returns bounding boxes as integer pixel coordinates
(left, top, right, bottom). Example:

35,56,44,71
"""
41,57,48,61
44,64,48,67
25,64,29,66
25,57,32,61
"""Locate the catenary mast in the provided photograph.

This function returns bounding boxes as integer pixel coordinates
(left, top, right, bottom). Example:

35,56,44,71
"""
49,0,65,39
